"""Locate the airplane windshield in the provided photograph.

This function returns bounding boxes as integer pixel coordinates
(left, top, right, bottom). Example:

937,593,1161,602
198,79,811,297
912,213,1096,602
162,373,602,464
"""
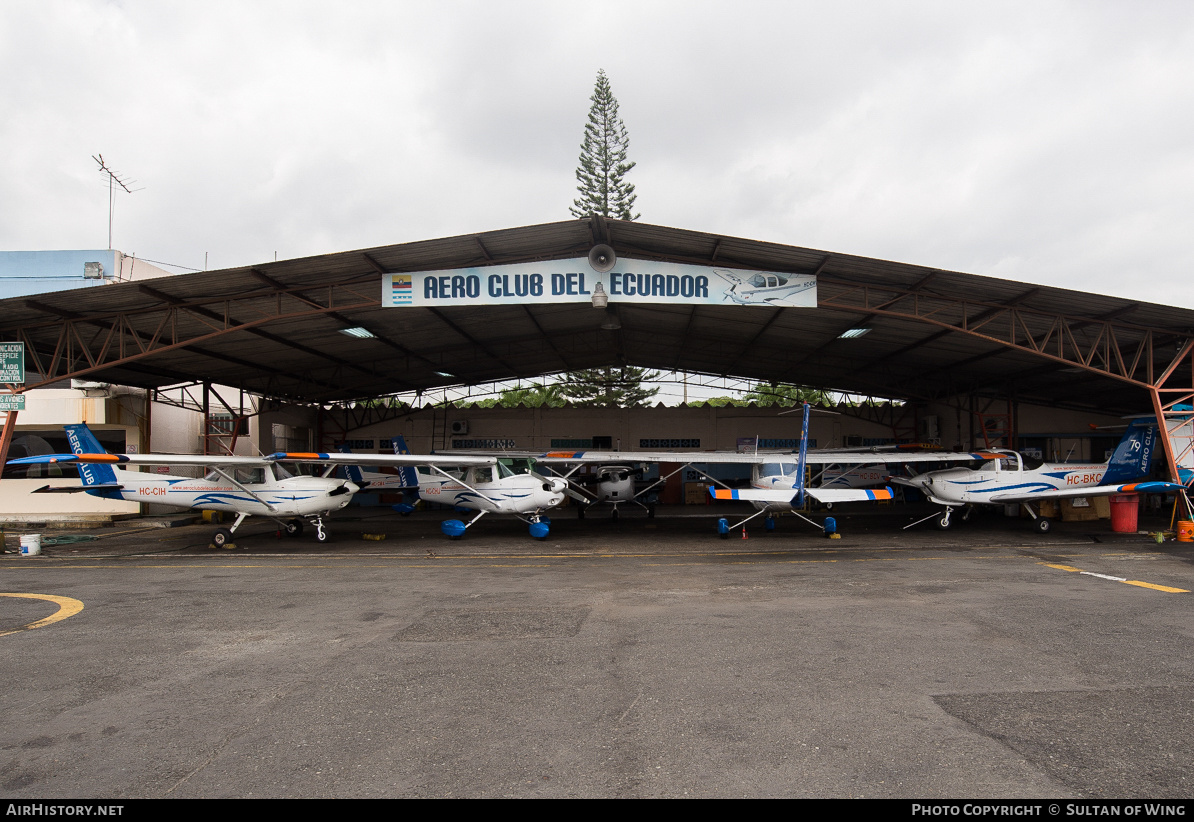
497,458,535,477
760,462,799,477
965,456,1021,472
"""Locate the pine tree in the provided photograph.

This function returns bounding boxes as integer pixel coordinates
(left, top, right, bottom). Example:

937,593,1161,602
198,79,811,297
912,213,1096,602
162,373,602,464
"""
559,366,659,408
570,69,639,220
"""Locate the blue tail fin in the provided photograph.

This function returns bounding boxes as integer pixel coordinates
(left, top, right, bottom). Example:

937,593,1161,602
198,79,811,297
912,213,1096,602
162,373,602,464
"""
63,423,119,488
794,402,810,507
1100,419,1156,485
390,435,419,488
336,444,367,485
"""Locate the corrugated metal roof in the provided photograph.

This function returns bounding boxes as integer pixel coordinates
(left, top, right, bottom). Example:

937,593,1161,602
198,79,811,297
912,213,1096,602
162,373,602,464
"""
3,217,1191,414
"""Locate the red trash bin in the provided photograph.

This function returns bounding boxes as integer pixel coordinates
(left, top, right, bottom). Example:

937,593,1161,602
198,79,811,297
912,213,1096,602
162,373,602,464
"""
1109,494,1139,533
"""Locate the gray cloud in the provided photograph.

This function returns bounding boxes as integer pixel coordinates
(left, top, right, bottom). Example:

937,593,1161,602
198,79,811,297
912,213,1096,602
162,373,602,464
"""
3,0,1192,306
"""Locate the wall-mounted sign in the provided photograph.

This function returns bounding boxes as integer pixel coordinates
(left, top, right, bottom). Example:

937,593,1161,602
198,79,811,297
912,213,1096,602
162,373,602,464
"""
0,394,25,411
0,342,24,384
452,439,517,449
384,258,816,309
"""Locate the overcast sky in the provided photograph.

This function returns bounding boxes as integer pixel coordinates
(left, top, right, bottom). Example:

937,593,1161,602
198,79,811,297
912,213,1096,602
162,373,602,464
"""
3,0,1194,307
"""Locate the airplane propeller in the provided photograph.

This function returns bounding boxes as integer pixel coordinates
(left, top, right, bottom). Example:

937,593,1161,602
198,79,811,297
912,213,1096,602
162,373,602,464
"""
529,470,568,495
328,482,358,497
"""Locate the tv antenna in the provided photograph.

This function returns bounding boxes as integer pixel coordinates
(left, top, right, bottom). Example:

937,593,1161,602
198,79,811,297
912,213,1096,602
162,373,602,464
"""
92,154,142,249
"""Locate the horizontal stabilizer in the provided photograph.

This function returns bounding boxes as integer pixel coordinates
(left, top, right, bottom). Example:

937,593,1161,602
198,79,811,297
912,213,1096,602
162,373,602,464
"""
33,483,124,494
709,487,797,503
709,486,895,504
806,486,894,503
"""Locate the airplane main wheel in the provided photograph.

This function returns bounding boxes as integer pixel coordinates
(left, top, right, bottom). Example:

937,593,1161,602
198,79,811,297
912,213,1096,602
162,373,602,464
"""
824,502,834,511
611,508,619,520
212,528,235,549
1033,517,1052,534
577,506,586,519
647,504,656,519
285,519,304,537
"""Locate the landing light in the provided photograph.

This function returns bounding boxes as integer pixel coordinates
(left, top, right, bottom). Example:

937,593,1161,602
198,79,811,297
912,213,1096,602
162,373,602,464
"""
591,282,609,309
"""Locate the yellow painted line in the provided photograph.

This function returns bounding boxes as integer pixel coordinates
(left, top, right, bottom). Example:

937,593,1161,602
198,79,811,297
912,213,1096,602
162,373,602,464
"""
0,593,85,636
1123,580,1190,593
1040,563,1188,593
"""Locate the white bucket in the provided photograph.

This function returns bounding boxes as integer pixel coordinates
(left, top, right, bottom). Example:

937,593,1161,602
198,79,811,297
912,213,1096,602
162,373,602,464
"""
19,534,41,556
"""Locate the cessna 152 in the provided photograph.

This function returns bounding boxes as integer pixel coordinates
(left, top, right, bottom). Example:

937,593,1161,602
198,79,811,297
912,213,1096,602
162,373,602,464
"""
389,459,567,539
528,459,656,518
7,424,495,546
329,438,568,539
892,417,1188,532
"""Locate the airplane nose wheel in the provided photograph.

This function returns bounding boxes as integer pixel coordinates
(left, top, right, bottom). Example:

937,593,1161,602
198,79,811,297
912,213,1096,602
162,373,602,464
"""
313,518,330,543
934,510,954,530
528,515,550,540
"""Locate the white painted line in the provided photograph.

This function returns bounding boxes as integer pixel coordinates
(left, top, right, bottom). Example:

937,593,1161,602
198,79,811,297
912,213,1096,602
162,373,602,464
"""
1080,571,1127,582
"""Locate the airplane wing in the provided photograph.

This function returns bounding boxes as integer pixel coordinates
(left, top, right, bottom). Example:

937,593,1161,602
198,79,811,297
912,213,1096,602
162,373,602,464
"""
536,451,762,464
9,452,497,468
266,452,497,467
535,450,992,466
8,453,273,467
805,451,995,465
987,480,1188,503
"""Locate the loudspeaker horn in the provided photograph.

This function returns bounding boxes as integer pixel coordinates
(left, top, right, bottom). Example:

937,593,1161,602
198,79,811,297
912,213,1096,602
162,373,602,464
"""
587,244,617,273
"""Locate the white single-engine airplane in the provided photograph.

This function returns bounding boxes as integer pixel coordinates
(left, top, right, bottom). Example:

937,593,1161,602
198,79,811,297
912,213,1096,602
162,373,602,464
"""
7,424,496,547
396,458,568,539
892,417,1188,532
333,438,568,539
712,269,817,306
528,459,656,519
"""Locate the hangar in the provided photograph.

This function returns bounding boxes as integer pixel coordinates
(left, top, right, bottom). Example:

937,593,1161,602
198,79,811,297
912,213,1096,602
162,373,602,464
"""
1,216,1192,513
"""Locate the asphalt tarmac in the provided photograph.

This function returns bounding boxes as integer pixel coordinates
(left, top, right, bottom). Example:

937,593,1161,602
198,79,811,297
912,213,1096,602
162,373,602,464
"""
2,503,1192,799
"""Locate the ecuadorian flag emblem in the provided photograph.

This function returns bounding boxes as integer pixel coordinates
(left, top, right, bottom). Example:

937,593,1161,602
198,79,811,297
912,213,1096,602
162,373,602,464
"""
391,274,413,305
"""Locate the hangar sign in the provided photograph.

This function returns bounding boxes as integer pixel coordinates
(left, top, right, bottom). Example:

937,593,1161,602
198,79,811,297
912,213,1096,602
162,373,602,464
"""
0,342,24,384
384,257,816,308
